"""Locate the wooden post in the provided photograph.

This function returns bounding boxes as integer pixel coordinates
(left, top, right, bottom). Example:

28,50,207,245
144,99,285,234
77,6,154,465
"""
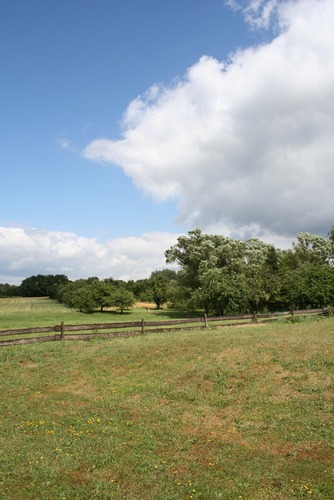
141,318,145,335
60,321,65,340
204,314,208,328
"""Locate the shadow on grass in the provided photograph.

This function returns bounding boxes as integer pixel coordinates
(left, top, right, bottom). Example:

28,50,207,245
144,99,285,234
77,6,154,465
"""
149,309,203,319
85,308,204,321
98,310,132,316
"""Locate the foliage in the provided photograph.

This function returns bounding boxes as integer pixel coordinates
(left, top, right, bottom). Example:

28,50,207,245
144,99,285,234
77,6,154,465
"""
112,289,135,313
19,274,69,298
192,268,248,315
148,269,177,309
126,278,151,302
165,228,334,315
57,279,135,313
0,283,20,297
91,281,115,312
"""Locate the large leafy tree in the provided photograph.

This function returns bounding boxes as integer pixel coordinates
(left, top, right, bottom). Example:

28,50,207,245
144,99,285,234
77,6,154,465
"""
304,264,334,308
71,285,97,313
126,278,151,301
19,274,69,298
165,229,246,309
193,268,248,315
165,229,228,290
165,227,334,315
149,269,177,309
112,289,135,313
0,283,20,297
293,232,333,265
165,229,275,314
91,281,115,312
279,231,334,311
57,279,135,313
243,239,283,313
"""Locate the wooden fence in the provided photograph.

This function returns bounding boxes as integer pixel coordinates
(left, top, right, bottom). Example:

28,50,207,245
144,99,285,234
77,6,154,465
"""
0,308,326,347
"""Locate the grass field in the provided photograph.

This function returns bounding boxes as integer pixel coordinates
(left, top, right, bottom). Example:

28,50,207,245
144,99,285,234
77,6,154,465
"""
0,300,333,499
0,297,188,330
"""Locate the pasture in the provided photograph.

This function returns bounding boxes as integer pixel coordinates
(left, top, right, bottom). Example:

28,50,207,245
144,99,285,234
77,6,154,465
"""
0,299,333,499
0,297,175,330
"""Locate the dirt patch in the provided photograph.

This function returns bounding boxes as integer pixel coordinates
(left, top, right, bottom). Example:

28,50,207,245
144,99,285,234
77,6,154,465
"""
17,360,37,368
65,469,90,485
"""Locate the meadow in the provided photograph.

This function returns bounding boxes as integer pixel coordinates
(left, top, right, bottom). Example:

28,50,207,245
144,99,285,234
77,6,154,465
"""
0,297,169,330
0,298,333,499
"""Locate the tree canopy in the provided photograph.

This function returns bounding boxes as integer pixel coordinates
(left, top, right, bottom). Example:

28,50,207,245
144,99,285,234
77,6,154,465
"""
165,228,334,315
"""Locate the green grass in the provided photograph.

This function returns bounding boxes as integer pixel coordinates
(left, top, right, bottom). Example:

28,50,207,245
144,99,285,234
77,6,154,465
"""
0,297,198,330
0,298,251,341
0,309,333,499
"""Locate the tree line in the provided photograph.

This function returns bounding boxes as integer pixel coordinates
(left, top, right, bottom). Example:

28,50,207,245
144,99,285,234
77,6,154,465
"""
165,228,334,315
1,228,334,315
0,270,177,313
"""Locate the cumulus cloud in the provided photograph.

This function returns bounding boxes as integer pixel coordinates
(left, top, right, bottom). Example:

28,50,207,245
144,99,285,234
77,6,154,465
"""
84,0,334,241
0,226,178,284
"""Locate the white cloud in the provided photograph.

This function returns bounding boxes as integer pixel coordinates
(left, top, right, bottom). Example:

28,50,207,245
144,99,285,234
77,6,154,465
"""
84,0,334,241
56,136,72,151
225,0,279,30
0,226,178,284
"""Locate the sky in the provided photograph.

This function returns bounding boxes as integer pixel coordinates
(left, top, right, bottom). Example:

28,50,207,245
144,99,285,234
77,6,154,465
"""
1,0,334,284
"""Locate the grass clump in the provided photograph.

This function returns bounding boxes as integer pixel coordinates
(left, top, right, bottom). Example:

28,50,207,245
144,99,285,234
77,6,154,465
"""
0,317,333,499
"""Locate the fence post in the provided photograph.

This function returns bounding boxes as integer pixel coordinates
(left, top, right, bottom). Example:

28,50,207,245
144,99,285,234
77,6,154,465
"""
141,318,145,335
204,314,208,328
60,321,65,340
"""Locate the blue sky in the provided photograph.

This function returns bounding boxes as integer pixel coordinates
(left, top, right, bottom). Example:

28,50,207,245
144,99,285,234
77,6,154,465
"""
2,0,252,239
1,0,334,284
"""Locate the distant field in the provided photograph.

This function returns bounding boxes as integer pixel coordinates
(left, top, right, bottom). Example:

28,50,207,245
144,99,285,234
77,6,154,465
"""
0,297,174,330
0,313,333,499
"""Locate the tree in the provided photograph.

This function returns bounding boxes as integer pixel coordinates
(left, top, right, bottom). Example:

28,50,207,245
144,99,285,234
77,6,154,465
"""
278,231,334,311
57,280,94,310
327,226,334,264
165,229,278,314
303,263,334,308
165,229,244,309
19,274,69,297
112,289,135,313
126,278,152,302
193,267,248,315
47,275,70,299
91,281,115,312
242,239,278,313
293,232,333,265
0,283,20,297
165,229,227,290
149,269,177,309
70,285,97,313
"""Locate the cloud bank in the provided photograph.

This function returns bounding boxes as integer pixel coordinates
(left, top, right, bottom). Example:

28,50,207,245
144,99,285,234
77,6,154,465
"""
84,0,334,240
0,227,178,284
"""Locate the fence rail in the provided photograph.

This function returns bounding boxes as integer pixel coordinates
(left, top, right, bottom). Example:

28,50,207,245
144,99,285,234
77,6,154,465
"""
0,308,326,347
